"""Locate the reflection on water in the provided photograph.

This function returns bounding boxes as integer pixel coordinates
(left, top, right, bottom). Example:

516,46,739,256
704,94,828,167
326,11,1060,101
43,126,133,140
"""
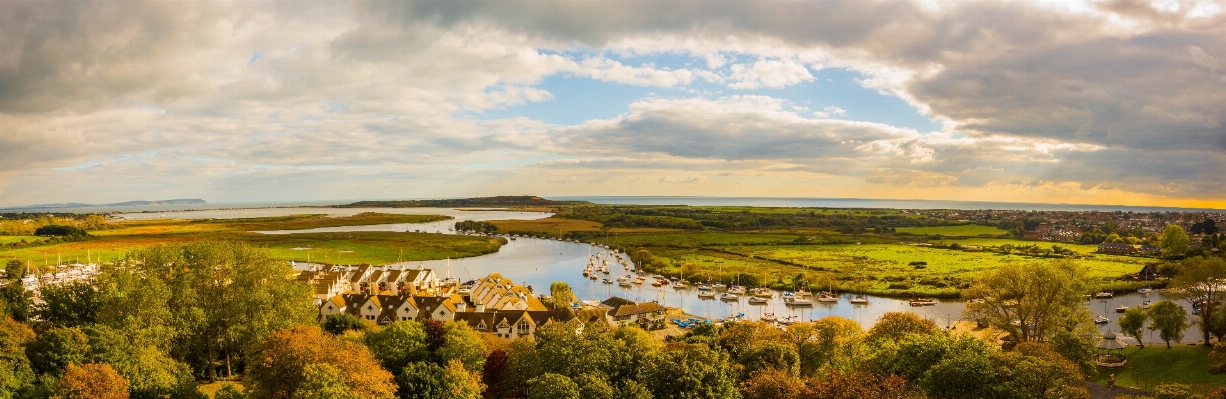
133,207,1196,333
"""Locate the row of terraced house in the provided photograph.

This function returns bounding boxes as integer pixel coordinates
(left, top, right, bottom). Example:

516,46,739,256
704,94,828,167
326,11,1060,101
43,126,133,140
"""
297,264,630,340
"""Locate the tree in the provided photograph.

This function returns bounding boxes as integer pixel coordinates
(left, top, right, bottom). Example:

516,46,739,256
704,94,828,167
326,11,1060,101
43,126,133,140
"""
52,363,129,399
737,342,799,377
27,327,90,376
1161,224,1191,258
962,260,1091,343
213,384,246,399
244,325,396,399
0,283,32,322
1047,331,1098,377
0,317,36,399
1149,300,1190,348
397,362,447,399
739,369,806,399
867,332,995,384
482,349,508,399
502,338,541,398
1168,256,1226,346
574,373,614,399
103,241,318,379
1209,341,1226,374
865,312,937,344
442,359,484,399
365,320,429,373
437,321,486,373
3,260,21,283
807,371,923,399
798,317,863,374
638,343,738,398
549,282,577,311
323,313,367,335
921,350,997,399
296,364,359,399
35,281,99,328
527,373,579,399
1119,307,1149,348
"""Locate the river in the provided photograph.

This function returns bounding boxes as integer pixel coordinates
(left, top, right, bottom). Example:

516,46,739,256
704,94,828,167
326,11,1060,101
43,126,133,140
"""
120,207,1198,341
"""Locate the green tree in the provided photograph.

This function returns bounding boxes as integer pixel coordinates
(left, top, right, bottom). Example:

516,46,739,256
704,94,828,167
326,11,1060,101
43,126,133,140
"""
323,314,367,335
1119,307,1149,348
1168,256,1226,346
575,373,614,399
365,320,429,373
921,350,996,399
213,384,246,399
1161,224,1191,258
397,362,447,399
867,332,995,383
1149,300,1190,348
0,284,32,322
798,317,863,374
502,338,541,398
437,321,486,373
35,281,99,328
1047,331,1098,377
549,282,577,311
296,364,359,399
527,373,579,399
738,342,799,377
27,327,90,376
962,260,1091,343
638,343,739,399
3,260,21,283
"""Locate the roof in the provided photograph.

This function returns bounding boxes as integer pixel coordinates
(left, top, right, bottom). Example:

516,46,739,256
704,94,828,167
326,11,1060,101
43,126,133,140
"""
601,296,634,308
609,302,666,317
1098,331,1127,350
375,295,405,323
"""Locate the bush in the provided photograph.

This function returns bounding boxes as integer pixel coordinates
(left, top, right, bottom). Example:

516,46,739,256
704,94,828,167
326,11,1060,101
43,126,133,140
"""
34,225,88,237
1152,383,1202,399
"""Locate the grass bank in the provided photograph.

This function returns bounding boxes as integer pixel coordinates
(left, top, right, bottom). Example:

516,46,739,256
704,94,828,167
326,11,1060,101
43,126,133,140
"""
1090,345,1226,391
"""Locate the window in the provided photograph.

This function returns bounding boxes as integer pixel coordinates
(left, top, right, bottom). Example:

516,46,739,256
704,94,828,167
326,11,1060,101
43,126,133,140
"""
517,319,530,334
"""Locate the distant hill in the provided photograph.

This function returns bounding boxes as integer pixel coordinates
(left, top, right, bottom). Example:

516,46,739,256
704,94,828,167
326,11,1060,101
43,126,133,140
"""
1,199,207,210
337,196,587,208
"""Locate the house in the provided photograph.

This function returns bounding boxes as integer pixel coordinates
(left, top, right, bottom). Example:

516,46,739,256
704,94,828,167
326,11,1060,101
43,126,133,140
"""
1135,264,1161,280
1138,245,1161,255
606,301,666,325
1097,243,1133,255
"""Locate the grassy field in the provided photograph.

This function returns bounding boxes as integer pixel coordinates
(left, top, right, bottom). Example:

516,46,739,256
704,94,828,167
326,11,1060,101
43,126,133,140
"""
0,236,40,244
596,230,1155,297
0,213,503,268
490,218,680,235
1090,346,1226,391
896,225,1008,237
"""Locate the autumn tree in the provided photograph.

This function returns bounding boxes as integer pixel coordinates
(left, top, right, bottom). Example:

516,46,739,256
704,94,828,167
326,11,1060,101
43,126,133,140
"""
296,364,359,399
962,260,1091,343
52,363,129,399
0,317,36,398
1149,300,1190,348
799,316,863,374
244,325,396,399
1167,256,1226,346
865,312,937,344
739,369,807,399
807,371,923,399
482,349,508,399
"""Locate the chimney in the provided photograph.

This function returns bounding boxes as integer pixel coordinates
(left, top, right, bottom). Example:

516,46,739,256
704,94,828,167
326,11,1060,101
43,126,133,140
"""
457,302,467,312
476,303,485,313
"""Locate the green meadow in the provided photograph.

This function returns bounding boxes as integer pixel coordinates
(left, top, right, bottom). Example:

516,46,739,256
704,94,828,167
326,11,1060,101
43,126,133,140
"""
896,224,1009,237
0,213,503,268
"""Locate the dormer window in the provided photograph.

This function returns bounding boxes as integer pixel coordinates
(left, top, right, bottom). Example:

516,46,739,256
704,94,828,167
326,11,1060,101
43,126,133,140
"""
517,319,530,334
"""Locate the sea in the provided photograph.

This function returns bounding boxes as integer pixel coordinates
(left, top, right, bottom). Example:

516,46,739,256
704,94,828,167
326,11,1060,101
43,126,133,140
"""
4,196,1224,214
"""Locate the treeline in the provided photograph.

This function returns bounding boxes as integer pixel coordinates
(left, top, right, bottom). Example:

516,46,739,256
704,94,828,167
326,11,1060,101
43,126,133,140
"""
556,206,957,231
0,241,316,399
336,196,587,208
0,214,114,236
455,221,499,233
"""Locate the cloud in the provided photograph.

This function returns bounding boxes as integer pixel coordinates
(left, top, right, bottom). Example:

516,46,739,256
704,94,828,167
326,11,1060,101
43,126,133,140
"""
659,175,707,183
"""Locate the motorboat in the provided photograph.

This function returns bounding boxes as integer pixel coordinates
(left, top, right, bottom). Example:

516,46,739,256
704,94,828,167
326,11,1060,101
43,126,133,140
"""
748,297,768,305
785,297,813,306
817,292,839,303
1115,305,1129,313
1095,291,1114,299
761,313,776,322
849,296,869,304
1138,287,1153,294
1094,315,1110,324
698,291,716,299
720,293,740,301
909,298,937,307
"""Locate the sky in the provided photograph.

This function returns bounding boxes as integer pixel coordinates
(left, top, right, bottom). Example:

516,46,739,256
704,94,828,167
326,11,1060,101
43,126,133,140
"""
2,0,1226,208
